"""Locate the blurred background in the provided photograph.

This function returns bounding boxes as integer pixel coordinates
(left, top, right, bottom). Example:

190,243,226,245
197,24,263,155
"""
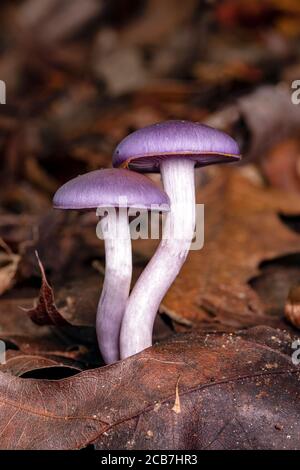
0,0,300,370
1,0,300,196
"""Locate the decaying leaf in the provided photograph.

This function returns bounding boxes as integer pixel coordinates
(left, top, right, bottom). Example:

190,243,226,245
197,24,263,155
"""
0,294,94,367
0,327,299,450
26,252,72,326
23,247,101,331
161,168,300,328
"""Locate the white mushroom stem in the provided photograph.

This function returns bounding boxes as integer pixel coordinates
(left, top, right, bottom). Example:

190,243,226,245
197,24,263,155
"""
97,209,132,364
120,159,196,359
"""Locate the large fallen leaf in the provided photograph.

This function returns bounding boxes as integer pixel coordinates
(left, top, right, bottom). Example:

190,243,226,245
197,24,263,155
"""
161,168,300,328
0,327,299,450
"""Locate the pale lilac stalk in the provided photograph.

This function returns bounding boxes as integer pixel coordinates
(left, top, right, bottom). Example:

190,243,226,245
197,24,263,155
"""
97,210,132,364
120,159,195,358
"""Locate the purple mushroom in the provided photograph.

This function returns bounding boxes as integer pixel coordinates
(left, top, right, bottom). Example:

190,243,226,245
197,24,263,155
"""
113,120,241,359
53,168,169,364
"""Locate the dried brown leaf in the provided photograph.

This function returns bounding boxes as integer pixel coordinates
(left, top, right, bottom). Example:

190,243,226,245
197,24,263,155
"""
0,327,299,449
26,253,71,326
161,168,300,328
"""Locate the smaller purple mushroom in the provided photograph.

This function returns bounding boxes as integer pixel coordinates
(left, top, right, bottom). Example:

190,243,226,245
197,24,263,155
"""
113,120,241,359
53,168,169,364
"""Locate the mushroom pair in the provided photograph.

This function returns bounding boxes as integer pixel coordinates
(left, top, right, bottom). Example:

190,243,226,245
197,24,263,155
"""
53,168,169,364
53,121,240,364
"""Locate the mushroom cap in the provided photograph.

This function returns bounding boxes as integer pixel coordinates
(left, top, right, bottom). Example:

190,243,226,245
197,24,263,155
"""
113,120,241,172
53,168,170,211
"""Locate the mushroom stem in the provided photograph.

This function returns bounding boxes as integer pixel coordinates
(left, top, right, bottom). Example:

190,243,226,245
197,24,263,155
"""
97,209,132,364
120,159,195,358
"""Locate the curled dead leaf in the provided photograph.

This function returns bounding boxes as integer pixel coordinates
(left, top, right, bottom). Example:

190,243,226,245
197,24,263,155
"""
26,252,71,327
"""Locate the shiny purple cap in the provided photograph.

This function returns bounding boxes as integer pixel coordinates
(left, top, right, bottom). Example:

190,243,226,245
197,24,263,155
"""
113,120,241,172
53,169,170,211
